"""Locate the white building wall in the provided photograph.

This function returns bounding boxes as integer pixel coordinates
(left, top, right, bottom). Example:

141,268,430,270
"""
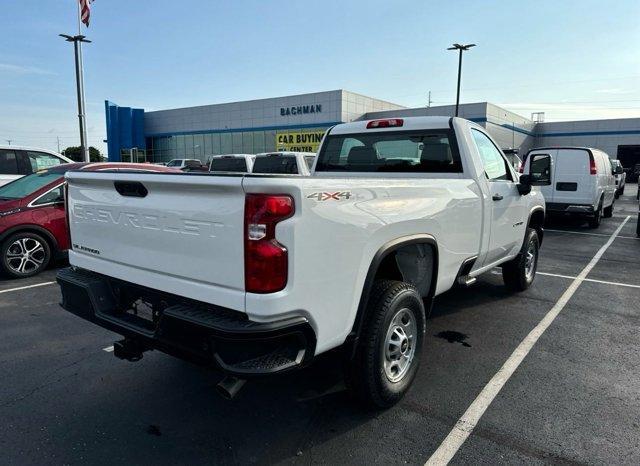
144,90,344,135
536,118,640,158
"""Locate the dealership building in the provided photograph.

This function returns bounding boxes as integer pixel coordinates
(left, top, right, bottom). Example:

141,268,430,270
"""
105,89,640,168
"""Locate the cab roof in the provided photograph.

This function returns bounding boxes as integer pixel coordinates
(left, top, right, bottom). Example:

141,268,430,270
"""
329,116,453,135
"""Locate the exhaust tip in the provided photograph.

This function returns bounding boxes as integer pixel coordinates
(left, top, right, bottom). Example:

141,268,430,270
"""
216,376,246,400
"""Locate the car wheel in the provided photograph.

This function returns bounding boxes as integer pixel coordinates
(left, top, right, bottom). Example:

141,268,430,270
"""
588,202,602,228
619,186,625,196
603,200,614,218
0,232,51,278
346,280,425,408
502,228,539,292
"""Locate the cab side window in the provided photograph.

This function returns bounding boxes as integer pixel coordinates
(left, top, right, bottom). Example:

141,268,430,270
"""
27,151,63,171
471,129,511,181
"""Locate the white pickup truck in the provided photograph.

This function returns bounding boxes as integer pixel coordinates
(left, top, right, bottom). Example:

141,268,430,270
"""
57,117,551,407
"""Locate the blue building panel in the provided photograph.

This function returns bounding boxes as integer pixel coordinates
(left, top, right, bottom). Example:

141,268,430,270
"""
104,100,145,161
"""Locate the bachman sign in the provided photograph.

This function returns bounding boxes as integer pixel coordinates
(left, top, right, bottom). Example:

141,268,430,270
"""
280,104,322,116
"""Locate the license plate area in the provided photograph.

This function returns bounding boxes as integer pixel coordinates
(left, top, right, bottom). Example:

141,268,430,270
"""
556,182,577,191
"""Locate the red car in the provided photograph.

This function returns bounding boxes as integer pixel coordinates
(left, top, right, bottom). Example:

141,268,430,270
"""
0,162,177,278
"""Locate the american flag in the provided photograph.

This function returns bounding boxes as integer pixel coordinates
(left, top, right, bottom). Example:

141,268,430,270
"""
79,0,93,27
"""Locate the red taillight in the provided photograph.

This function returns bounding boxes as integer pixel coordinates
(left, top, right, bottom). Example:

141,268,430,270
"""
366,118,404,129
244,194,294,293
589,153,597,175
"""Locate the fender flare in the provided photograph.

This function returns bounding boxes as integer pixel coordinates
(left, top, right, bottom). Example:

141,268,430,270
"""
0,224,61,252
526,206,546,246
346,234,439,358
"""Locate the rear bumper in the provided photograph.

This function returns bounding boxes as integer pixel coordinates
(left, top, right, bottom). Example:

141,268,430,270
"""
546,202,595,215
56,267,316,376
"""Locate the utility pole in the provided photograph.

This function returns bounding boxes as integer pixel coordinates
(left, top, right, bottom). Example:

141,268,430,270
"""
57,136,61,153
6,139,12,146
59,2,90,162
427,91,433,108
447,43,476,117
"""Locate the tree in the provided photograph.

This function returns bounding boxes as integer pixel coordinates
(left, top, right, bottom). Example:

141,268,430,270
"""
62,146,104,162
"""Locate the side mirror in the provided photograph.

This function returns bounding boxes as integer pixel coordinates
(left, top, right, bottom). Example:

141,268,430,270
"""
615,165,624,175
518,153,551,194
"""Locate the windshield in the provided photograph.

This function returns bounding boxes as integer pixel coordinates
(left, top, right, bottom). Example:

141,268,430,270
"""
315,130,462,172
0,171,62,199
252,156,299,174
210,158,248,172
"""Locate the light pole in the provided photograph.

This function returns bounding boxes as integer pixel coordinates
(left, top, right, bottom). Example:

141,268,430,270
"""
5,139,12,146
60,33,91,162
447,43,476,117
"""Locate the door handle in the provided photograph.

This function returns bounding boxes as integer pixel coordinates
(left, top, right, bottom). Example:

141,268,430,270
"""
492,194,503,201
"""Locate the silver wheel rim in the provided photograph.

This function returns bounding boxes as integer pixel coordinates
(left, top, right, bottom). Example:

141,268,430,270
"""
6,238,45,275
524,239,537,281
383,308,417,383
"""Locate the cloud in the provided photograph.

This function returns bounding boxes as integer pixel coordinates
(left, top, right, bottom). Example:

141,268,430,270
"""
0,63,55,76
595,88,632,95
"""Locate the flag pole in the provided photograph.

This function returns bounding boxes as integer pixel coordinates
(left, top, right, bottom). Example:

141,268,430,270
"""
59,1,91,162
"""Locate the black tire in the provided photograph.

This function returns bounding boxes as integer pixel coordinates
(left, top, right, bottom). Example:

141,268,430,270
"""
619,186,625,196
347,280,425,408
0,232,51,278
502,228,539,292
603,201,613,218
588,201,603,228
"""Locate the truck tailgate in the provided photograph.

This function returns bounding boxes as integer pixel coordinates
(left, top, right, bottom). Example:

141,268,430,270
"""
66,171,246,311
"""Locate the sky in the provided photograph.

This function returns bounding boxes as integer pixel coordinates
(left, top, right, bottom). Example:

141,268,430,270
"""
1,0,639,154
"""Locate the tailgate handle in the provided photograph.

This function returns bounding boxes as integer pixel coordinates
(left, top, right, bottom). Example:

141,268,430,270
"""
114,181,148,198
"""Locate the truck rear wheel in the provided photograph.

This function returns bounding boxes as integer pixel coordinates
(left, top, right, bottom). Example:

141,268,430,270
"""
347,280,425,408
502,228,539,292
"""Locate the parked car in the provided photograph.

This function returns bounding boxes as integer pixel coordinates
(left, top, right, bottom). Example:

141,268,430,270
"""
165,158,203,169
610,159,626,197
57,116,551,408
524,147,616,228
0,162,177,278
0,145,73,187
630,163,640,183
180,160,209,172
209,154,256,173
252,151,316,175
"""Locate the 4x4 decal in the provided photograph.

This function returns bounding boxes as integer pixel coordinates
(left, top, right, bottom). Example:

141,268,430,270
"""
306,191,352,201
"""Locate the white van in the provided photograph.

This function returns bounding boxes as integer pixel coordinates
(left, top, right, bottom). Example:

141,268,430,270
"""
524,147,616,228
0,145,73,187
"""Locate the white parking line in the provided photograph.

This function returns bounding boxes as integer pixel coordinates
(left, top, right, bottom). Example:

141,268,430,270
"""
425,216,630,465
103,346,114,352
546,229,639,240
0,281,55,295
538,272,640,289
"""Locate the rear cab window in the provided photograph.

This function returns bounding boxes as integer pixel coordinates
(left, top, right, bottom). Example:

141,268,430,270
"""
315,129,462,173
252,155,299,174
210,158,248,172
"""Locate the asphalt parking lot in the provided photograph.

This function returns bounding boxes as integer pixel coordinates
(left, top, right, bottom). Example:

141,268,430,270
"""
1,187,639,465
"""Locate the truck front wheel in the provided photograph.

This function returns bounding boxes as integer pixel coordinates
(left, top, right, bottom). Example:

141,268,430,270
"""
502,228,539,292
347,280,425,408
